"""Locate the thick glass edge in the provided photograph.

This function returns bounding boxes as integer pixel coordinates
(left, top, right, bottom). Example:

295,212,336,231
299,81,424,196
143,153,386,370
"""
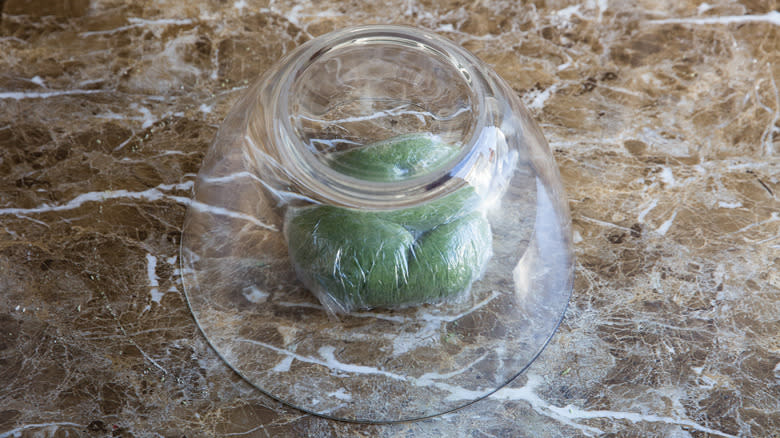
266,25,492,209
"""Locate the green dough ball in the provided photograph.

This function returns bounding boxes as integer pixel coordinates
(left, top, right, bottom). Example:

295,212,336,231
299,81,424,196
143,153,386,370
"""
285,133,493,312
405,212,492,300
328,134,459,182
286,206,415,310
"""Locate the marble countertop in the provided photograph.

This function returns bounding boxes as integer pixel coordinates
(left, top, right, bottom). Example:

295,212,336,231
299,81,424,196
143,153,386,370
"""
1,0,778,436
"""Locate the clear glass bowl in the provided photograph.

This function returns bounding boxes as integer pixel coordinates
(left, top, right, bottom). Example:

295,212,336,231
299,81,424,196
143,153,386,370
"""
181,25,573,423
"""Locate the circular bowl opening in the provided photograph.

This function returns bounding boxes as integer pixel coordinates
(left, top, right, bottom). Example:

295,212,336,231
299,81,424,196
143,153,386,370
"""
286,35,479,160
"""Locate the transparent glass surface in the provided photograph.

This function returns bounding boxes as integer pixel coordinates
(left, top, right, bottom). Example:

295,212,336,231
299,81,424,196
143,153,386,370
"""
181,25,573,423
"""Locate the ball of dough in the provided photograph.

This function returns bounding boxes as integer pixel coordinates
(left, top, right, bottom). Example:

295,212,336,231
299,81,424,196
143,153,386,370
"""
285,134,493,312
286,206,415,311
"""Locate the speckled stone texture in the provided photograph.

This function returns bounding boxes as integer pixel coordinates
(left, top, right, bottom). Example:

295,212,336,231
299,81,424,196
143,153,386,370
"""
1,0,778,437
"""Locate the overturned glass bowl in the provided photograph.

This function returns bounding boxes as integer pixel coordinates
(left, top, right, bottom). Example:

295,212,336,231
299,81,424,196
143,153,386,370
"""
181,25,573,423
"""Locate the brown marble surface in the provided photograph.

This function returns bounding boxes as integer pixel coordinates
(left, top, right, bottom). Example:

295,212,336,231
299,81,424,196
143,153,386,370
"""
1,0,778,436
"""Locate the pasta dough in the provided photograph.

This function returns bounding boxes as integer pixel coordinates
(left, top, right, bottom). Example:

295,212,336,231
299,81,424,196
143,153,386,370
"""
285,134,493,313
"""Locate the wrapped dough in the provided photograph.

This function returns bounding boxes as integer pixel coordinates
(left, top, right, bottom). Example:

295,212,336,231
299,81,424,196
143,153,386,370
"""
285,134,493,313
286,206,415,312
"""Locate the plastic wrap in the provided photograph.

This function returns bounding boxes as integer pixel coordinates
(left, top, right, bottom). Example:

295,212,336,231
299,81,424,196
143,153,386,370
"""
285,134,493,313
